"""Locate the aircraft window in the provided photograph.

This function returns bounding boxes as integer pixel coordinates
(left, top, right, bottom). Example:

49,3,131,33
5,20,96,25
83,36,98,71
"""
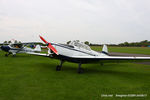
69,40,91,51
11,44,23,48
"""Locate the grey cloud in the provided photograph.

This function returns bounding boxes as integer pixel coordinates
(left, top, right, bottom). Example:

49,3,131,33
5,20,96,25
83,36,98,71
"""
0,0,150,44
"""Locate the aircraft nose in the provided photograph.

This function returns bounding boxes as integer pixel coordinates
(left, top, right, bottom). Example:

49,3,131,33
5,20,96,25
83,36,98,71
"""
1,46,10,52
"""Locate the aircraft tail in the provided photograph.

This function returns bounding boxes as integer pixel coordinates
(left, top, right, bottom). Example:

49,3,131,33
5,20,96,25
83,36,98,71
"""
34,45,41,52
102,44,109,55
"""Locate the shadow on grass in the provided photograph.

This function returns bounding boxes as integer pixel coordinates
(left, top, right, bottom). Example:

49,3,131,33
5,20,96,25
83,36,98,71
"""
36,62,150,80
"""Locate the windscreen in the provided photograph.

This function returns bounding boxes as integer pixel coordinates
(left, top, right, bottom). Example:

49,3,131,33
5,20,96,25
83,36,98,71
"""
69,40,91,51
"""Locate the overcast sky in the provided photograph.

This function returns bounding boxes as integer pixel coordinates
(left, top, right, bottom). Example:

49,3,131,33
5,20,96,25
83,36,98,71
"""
0,0,150,44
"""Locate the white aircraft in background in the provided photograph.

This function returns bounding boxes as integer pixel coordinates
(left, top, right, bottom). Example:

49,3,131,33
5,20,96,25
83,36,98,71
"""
0,43,41,56
28,36,150,73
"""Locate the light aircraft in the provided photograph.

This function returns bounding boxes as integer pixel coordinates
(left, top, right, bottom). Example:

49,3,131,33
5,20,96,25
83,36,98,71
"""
28,36,150,73
0,43,41,56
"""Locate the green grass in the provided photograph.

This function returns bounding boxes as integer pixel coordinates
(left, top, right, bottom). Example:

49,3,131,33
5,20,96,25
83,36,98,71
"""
0,51,150,100
91,46,150,55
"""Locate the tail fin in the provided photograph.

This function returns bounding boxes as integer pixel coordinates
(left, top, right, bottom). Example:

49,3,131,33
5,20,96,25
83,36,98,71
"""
34,45,41,52
102,44,108,55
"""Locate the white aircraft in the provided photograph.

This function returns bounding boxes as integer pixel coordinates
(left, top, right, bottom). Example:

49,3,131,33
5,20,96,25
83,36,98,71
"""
28,36,150,73
0,43,41,56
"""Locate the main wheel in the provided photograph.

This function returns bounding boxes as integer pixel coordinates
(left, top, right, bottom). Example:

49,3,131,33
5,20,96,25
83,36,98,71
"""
5,54,8,57
78,68,84,74
12,54,16,57
56,65,61,71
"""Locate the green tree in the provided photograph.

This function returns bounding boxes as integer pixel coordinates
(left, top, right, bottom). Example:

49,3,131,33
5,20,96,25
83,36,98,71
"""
84,41,90,45
14,40,18,43
8,41,11,44
124,42,129,46
3,41,7,44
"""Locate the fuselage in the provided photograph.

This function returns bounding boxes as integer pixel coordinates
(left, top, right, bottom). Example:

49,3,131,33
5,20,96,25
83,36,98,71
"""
1,45,40,55
50,43,107,63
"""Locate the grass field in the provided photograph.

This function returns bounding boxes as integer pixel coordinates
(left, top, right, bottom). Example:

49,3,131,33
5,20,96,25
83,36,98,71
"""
0,47,150,100
91,46,150,55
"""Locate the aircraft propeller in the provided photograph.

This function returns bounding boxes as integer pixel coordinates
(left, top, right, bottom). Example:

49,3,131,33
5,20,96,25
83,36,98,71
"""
39,35,58,55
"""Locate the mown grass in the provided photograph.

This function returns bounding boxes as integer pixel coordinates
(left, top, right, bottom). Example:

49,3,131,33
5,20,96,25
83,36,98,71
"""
91,46,150,55
0,51,150,100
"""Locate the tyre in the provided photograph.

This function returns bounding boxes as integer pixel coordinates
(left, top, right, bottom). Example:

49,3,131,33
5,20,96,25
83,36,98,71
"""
5,54,8,57
78,68,84,74
56,65,61,71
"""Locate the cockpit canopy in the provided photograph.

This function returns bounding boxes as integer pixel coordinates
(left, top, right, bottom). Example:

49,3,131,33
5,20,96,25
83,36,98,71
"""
10,44,23,48
69,40,91,51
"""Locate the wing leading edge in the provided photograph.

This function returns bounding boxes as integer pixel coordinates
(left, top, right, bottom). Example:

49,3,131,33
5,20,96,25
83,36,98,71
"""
27,52,49,57
71,56,150,59
69,55,150,63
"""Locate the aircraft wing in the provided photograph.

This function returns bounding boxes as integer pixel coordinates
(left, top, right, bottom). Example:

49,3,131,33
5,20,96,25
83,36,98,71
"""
13,42,43,45
27,51,150,63
27,52,49,57
70,55,150,63
0,42,42,45
71,56,150,59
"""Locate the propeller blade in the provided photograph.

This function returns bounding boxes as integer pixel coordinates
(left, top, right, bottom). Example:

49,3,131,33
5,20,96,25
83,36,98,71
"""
39,35,48,44
47,43,58,55
39,35,58,55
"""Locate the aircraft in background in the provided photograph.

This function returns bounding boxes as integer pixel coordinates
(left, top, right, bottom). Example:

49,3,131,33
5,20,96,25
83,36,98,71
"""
0,43,41,56
28,36,150,73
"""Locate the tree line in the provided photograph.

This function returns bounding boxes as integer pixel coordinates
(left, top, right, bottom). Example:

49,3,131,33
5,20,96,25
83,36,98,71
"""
118,40,150,47
67,40,150,47
3,40,21,44
2,39,150,47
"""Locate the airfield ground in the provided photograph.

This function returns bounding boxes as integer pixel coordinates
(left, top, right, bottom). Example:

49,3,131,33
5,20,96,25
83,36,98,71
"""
91,46,150,55
0,47,150,100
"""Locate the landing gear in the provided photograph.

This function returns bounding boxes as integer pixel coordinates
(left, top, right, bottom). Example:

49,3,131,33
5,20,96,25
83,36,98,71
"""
5,53,16,57
12,54,16,57
100,63,104,66
56,65,61,71
56,60,64,71
5,53,11,57
5,54,8,57
56,60,84,74
77,63,84,74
